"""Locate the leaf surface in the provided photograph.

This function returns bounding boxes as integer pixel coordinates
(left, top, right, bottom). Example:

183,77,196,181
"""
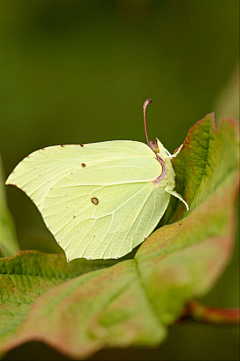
0,251,115,348
163,114,239,223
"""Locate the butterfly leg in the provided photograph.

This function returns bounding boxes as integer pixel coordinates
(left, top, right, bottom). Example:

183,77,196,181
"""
165,186,189,211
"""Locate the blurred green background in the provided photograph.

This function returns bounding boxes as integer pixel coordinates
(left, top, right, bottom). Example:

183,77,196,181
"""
0,1,239,360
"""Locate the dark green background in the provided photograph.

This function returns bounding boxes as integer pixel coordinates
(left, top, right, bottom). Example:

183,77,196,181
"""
1,1,239,360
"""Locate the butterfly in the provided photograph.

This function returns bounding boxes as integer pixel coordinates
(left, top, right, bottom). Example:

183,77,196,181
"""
6,99,188,261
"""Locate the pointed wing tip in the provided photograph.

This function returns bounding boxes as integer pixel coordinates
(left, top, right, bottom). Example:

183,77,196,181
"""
5,170,18,185
5,178,15,186
5,176,20,189
5,174,12,185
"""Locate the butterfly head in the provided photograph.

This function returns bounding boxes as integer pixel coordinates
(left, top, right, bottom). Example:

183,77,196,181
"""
149,139,159,154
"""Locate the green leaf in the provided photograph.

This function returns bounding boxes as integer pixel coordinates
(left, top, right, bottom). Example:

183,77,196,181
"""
0,115,239,359
0,156,20,257
136,172,238,324
163,114,239,224
0,251,116,349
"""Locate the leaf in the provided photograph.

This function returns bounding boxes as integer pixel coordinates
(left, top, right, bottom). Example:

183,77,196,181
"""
135,171,238,324
162,114,239,224
0,251,116,349
0,115,239,359
0,156,20,257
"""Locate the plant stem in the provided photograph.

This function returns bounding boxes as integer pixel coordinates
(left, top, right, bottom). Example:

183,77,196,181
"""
180,300,240,326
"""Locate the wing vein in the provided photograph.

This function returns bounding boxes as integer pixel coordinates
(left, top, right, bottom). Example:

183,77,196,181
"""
117,186,153,256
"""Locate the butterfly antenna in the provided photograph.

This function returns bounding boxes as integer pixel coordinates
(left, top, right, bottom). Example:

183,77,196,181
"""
143,98,152,146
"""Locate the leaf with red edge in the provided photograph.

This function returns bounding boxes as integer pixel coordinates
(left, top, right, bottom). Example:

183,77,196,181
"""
0,114,239,359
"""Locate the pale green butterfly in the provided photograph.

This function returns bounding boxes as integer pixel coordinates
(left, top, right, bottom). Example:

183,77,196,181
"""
6,99,189,261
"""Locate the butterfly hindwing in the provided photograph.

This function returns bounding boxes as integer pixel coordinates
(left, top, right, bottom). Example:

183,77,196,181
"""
42,178,170,260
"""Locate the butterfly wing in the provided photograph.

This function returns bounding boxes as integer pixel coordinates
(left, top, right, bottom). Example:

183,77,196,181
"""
6,141,170,260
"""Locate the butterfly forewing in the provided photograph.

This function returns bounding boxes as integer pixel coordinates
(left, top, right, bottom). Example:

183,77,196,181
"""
6,141,158,208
